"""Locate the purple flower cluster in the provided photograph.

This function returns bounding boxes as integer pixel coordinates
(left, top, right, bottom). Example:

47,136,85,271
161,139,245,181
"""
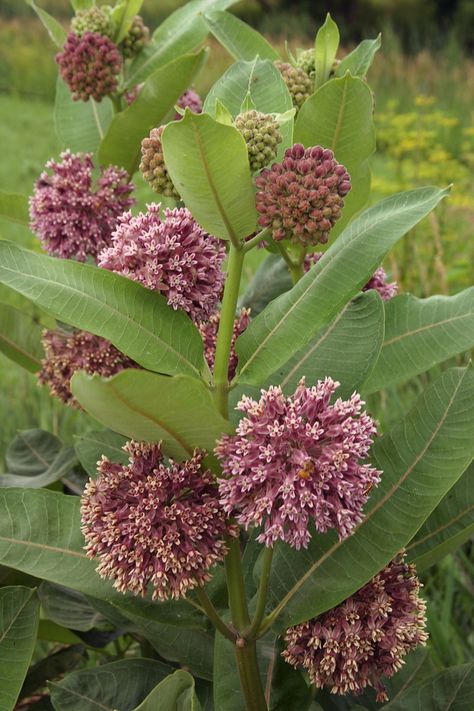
198,308,251,380
81,442,236,600
29,151,135,261
56,32,121,102
274,61,313,113
283,553,428,702
305,253,399,301
255,144,351,245
98,204,226,322
217,377,380,549
38,329,137,406
175,89,203,119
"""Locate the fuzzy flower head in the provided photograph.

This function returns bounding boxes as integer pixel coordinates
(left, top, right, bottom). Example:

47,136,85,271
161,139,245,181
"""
255,144,351,245
275,60,313,113
175,89,203,119
29,151,135,261
121,15,150,58
305,253,398,301
217,377,380,549
56,31,121,102
38,329,137,407
296,49,316,78
98,204,226,322
234,110,282,173
140,125,179,198
283,553,428,702
198,308,251,380
71,6,114,38
81,442,236,600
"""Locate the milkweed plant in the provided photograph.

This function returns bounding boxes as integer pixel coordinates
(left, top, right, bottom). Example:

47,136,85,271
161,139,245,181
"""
0,2,473,710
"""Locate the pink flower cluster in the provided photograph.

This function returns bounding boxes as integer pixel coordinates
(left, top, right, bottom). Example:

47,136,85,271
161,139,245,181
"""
56,32,121,102
255,144,351,245
217,377,380,549
98,204,226,322
38,329,137,406
175,89,203,119
81,442,236,600
29,151,135,261
283,553,428,702
198,308,251,380
305,252,399,301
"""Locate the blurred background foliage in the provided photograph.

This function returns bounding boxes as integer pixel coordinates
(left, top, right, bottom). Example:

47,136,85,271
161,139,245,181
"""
0,0,473,676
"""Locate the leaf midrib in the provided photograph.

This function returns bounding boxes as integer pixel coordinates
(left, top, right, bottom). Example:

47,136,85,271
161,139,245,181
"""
0,333,41,369
406,504,474,552
383,311,474,348
0,590,34,646
49,682,112,711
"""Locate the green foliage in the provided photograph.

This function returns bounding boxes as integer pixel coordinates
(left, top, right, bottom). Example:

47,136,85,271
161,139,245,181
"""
203,10,279,62
0,303,44,373
131,670,202,710
25,0,66,48
314,13,339,89
383,662,474,710
0,428,76,488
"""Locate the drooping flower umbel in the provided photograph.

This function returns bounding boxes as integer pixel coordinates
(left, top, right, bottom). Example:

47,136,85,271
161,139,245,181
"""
140,125,179,198
198,308,251,380
56,31,121,102
98,204,226,322
275,60,313,114
234,110,282,173
305,253,399,301
283,553,428,702
29,151,135,261
81,441,236,600
38,329,137,406
121,15,150,58
217,377,380,549
255,144,351,245
175,89,203,119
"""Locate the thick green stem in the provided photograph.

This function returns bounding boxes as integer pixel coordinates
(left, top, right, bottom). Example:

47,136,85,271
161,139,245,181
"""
195,587,236,643
212,244,244,418
276,242,304,284
243,227,271,253
245,546,274,639
235,641,268,711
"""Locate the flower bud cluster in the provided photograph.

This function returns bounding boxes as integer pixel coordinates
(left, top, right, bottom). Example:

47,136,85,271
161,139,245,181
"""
296,48,316,78
255,144,351,245
175,89,203,119
234,110,282,172
275,60,313,113
283,553,428,702
140,126,179,198
121,15,150,58
56,31,121,102
71,6,114,38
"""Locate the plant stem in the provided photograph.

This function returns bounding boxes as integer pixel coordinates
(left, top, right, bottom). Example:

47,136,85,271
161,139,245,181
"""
111,94,122,113
212,244,244,418
276,242,304,284
243,227,271,253
246,546,274,639
195,587,236,643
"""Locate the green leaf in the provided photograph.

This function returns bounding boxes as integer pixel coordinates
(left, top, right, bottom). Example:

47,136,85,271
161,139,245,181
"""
262,366,474,630
132,670,201,711
54,77,114,154
71,370,232,460
204,10,279,61
383,663,474,711
235,187,449,386
74,430,128,478
335,35,382,78
0,586,40,711
22,642,84,698
314,13,340,88
162,112,257,244
0,191,29,227
365,289,474,393
0,448,77,489
49,659,172,711
239,254,292,317
0,241,205,378
26,0,67,48
127,0,236,88
99,50,207,175
0,303,44,373
0,488,202,628
70,1,94,11
39,582,109,632
294,74,375,234
406,460,474,572
37,619,83,646
111,0,144,44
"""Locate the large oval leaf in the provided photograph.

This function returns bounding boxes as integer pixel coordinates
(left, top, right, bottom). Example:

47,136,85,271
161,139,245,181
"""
0,241,205,378
204,10,279,61
132,670,201,711
162,111,257,244
335,36,382,78
235,187,449,386
71,370,232,460
0,586,40,711
74,430,128,478
0,303,44,373
365,289,474,393
383,663,474,711
260,366,474,630
0,429,77,489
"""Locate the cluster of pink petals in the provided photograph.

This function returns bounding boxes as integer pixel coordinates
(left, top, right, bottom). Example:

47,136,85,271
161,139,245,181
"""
283,553,428,702
305,252,399,301
98,204,226,322
175,89,203,119
255,144,351,245
56,32,121,102
81,442,236,600
216,377,380,549
198,308,251,380
38,329,137,406
29,151,135,261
